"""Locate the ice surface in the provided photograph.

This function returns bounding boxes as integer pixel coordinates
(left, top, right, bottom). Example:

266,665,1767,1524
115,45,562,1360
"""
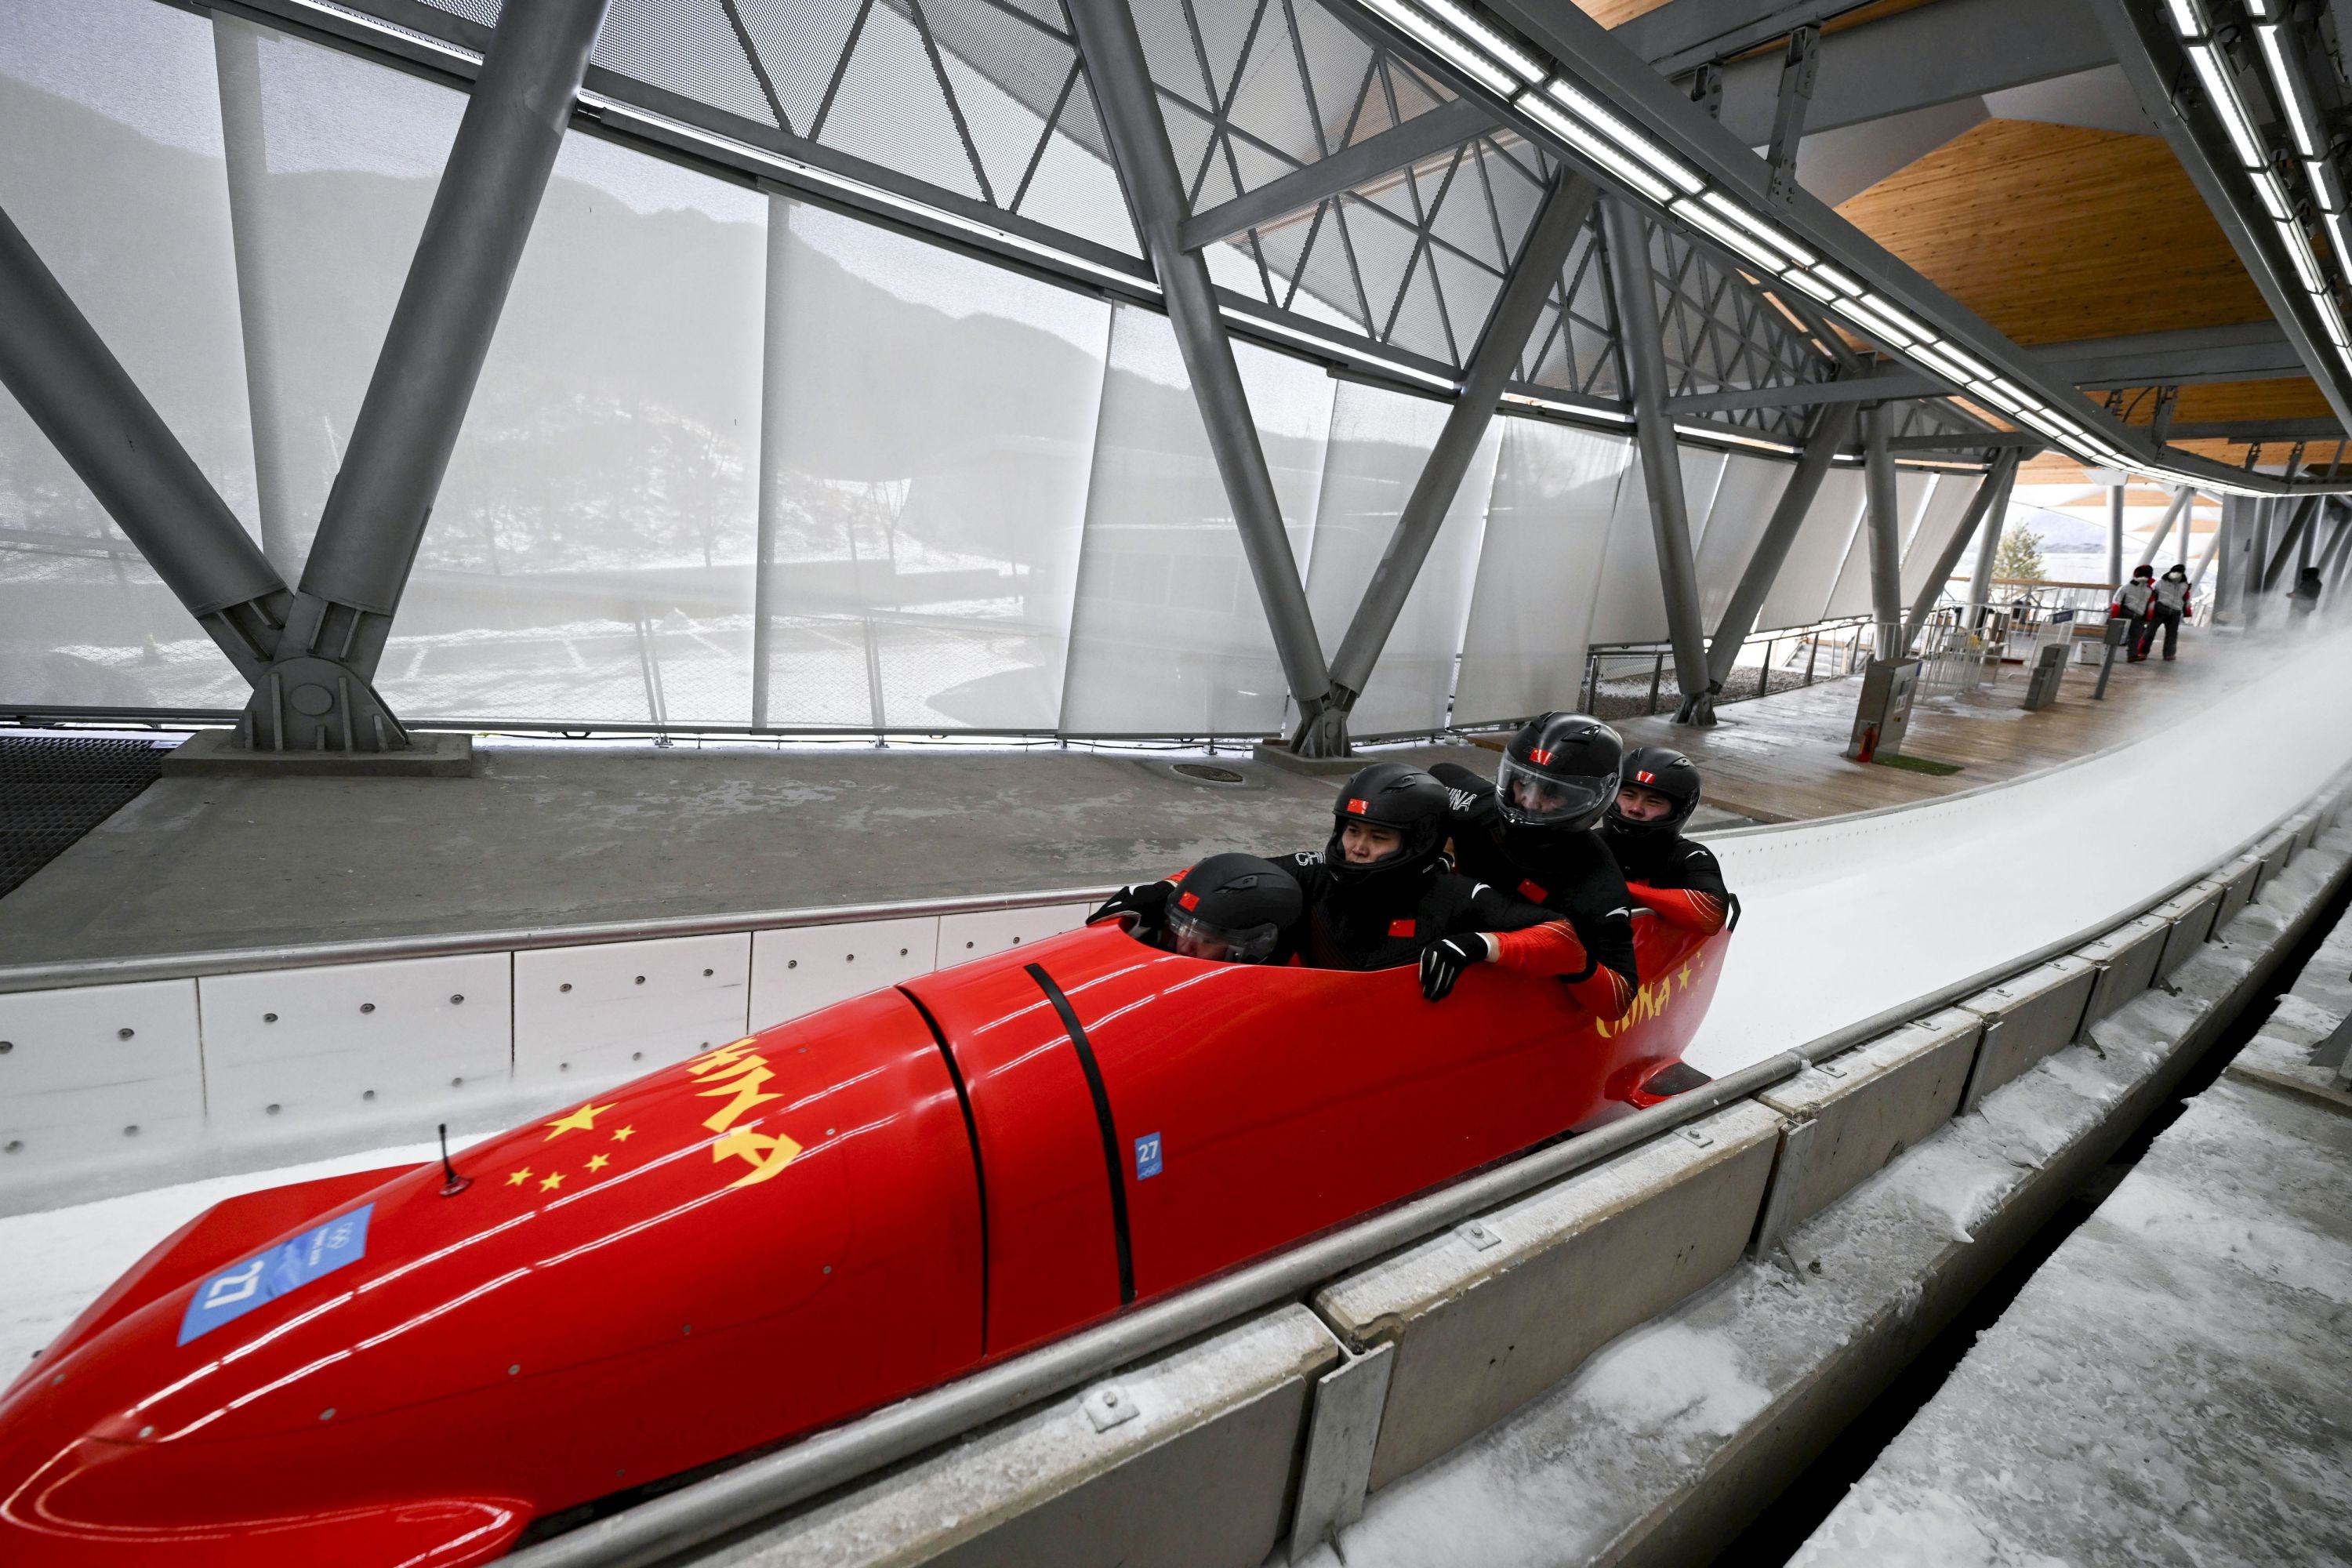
0,1139,433,1383
1794,1081,2352,1568
1688,628,2352,1076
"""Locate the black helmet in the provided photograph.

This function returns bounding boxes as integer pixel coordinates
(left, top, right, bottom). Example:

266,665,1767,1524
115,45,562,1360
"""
2162,563,2187,579
1324,762,1450,882
1608,744,1702,846
1496,713,1621,834
1162,854,1301,963
2132,564,2154,579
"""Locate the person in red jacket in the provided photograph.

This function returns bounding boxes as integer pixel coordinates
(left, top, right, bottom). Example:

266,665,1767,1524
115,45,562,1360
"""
1596,746,1737,935
2113,564,2158,662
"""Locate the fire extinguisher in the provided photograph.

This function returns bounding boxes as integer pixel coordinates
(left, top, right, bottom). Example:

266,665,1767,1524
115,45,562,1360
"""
1855,722,1879,764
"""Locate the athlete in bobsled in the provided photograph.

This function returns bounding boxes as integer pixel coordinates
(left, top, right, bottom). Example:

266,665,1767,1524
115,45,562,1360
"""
1431,714,1639,1021
1601,745,1738,935
1091,851,1304,964
1092,763,1621,1009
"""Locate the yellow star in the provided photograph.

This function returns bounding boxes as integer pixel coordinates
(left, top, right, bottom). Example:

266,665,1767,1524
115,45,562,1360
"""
505,1167,533,1187
544,1102,616,1140
1677,963,1692,991
610,1126,637,1143
539,1171,564,1192
586,1153,610,1173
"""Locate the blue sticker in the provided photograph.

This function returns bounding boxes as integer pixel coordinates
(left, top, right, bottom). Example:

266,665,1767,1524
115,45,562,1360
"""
178,1204,374,1346
1134,1133,1163,1180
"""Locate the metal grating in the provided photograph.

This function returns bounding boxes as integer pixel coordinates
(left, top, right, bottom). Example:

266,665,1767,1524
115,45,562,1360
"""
410,0,1143,257
0,737,166,900
1519,203,1623,401
1642,217,1831,441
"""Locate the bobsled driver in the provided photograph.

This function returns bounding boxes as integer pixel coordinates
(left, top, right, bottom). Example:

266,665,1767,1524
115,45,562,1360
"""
1430,714,1639,1020
1599,746,1738,935
1091,852,1303,964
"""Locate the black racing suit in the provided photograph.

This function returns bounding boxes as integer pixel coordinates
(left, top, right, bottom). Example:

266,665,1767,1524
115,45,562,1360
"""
1429,762,1639,1018
1276,854,1554,973
1598,820,1737,936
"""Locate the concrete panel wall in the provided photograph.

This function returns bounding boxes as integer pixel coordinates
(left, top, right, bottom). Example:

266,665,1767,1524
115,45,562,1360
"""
1958,957,2096,1105
710,1306,1336,1568
1759,1007,1980,1228
1315,1102,1784,1492
0,899,1096,1205
2074,915,2169,1033
0,979,204,1170
2154,880,2226,978
2216,858,2263,927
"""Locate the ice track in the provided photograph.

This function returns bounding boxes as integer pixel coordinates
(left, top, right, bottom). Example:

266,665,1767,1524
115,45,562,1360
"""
7,630,2351,1390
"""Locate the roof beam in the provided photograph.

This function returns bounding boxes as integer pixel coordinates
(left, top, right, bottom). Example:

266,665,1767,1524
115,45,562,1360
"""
1713,0,2113,145
2088,0,2352,445
1178,96,1495,251
1620,0,1873,80
2164,418,2347,441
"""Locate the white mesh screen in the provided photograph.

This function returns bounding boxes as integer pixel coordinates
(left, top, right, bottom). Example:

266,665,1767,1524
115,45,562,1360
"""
0,0,257,711
1301,380,1499,735
1756,467,1866,631
1058,303,1334,735
1692,452,1796,625
1450,417,1633,724
378,135,768,725
1824,468,1934,621
756,198,1108,731
1584,446,1726,645
1900,472,1982,608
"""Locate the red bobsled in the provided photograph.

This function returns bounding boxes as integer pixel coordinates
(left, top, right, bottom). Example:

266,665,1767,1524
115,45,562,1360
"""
0,910,1727,1565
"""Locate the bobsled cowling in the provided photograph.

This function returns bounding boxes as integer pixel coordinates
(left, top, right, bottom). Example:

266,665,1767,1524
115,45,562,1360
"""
0,913,1724,1564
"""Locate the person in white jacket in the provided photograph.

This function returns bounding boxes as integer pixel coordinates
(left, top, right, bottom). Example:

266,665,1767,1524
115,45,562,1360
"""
2112,564,2158,662
2147,564,2191,660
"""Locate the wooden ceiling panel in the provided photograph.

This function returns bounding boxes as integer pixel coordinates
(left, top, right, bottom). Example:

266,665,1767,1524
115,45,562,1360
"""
1836,120,2271,347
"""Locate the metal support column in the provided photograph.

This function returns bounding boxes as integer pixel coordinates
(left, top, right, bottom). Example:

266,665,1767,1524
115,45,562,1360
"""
2174,488,2197,568
1065,0,1342,755
2263,496,2315,592
0,202,289,684
2106,477,2125,590
245,0,610,751
1601,195,1712,724
2134,486,2191,570
1703,399,1857,692
1764,24,1821,206
2248,498,2276,622
1327,176,1598,707
1967,451,2009,622
1861,402,1904,659
1900,448,2019,654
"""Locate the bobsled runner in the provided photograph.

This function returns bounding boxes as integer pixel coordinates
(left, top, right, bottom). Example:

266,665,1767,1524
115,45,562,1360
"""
0,909,1727,1564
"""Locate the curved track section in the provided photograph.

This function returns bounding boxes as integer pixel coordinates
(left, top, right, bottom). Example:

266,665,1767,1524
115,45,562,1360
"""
1691,628,2352,1077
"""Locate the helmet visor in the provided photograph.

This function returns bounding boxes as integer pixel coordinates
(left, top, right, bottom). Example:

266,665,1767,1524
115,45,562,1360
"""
1496,753,1614,828
1165,905,1281,964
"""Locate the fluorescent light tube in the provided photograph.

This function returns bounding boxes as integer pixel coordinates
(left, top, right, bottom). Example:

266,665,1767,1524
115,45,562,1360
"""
1812,262,1864,296
2256,25,2325,160
2314,290,2352,348
2186,43,2268,169
1539,78,1706,195
1697,190,1820,268
2278,222,2327,292
1517,96,1673,202
1418,0,1544,82
2325,209,2352,270
2308,158,2347,214
2162,0,2207,34
2254,168,2294,222
1358,0,1514,93
1777,267,1840,304
1838,294,1918,347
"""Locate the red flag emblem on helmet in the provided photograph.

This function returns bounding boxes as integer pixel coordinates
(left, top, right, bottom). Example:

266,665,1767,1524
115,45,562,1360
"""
1388,918,1416,938
1178,891,1200,910
1528,747,1554,766
1518,878,1548,902
1345,798,1368,815
1637,770,1655,784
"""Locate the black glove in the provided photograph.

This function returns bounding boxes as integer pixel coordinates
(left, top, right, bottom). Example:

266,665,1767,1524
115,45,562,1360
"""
1419,933,1490,1002
1089,880,1174,929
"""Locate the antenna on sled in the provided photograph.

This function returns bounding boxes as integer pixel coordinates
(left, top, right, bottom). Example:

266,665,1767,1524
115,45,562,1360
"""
437,1123,470,1196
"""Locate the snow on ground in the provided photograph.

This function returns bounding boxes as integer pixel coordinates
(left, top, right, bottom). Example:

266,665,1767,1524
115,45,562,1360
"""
1792,1076,2352,1568
1688,626,2352,1076
0,1139,435,1385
